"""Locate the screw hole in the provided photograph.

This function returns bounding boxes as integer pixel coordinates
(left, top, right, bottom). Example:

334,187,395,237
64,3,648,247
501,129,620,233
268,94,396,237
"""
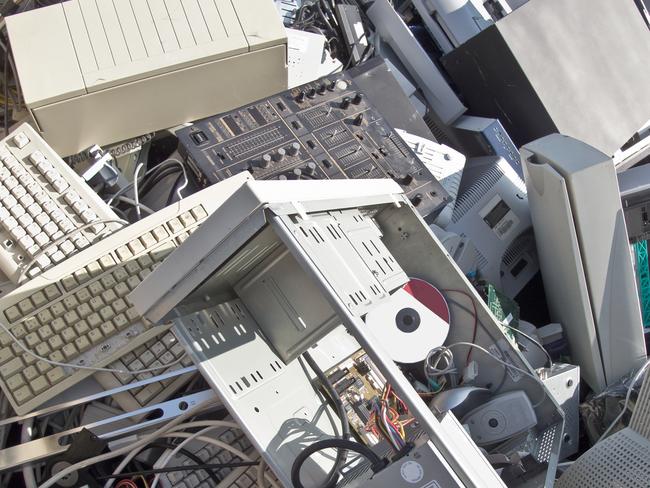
179,401,189,411
254,407,260,413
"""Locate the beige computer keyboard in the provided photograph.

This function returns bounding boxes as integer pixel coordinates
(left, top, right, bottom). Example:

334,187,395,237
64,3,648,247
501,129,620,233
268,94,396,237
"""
0,123,119,284
0,173,251,414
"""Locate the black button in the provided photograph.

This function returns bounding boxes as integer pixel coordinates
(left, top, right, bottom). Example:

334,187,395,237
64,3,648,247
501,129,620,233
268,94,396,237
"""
190,131,208,145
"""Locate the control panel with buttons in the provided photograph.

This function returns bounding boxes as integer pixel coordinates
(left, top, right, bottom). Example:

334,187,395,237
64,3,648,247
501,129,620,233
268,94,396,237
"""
177,62,449,220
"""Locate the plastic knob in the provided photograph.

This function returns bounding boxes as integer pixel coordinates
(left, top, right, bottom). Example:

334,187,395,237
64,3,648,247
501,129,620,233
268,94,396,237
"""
288,142,301,156
296,91,306,103
401,174,414,185
411,193,423,206
354,113,364,126
317,84,327,95
353,93,363,104
305,162,317,175
307,88,317,98
273,148,286,162
293,168,303,179
341,97,351,109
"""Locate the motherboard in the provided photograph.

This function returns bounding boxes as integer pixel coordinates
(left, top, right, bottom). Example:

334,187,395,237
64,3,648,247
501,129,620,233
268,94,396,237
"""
177,62,449,219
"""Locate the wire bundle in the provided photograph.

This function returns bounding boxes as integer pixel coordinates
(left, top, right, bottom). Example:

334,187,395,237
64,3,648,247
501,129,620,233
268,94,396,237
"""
366,384,413,451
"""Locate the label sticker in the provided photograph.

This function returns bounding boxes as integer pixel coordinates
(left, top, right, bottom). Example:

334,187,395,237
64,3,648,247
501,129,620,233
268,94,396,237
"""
400,461,424,484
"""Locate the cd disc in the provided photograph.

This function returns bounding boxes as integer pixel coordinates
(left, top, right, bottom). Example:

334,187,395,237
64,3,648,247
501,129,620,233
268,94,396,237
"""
365,279,450,363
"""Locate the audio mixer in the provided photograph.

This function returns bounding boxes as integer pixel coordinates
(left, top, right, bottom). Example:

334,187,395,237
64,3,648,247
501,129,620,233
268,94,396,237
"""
176,63,450,219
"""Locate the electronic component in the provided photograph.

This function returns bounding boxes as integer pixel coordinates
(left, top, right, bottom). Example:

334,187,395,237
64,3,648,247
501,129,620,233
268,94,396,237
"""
365,279,450,364
447,156,538,298
6,0,288,156
131,178,563,487
522,134,647,392
452,115,522,178
410,0,493,54
540,363,580,459
177,64,449,219
429,224,480,275
275,0,302,25
441,0,650,156
93,329,194,411
397,129,466,228
0,123,119,285
362,0,466,125
618,162,650,243
461,390,537,446
0,173,251,414
334,3,368,65
286,28,342,88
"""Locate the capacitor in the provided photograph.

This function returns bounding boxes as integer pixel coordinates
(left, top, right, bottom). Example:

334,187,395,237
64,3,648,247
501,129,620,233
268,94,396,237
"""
260,154,272,168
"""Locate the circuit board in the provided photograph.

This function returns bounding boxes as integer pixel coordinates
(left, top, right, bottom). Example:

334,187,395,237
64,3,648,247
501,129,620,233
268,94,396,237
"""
176,62,449,220
483,283,520,343
322,349,423,453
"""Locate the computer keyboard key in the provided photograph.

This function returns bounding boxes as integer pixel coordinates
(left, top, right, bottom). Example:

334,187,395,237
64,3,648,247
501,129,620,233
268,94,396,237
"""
74,335,91,353
46,367,65,385
88,329,103,344
0,348,12,365
13,385,33,404
0,357,24,377
24,365,38,381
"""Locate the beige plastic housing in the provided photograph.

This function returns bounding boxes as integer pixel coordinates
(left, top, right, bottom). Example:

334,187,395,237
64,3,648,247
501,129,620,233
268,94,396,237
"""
6,0,288,156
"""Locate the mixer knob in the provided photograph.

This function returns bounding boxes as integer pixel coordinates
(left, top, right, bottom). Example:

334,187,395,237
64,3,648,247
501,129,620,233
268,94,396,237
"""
305,162,317,175
293,168,303,179
341,97,351,109
288,142,300,156
317,84,326,95
273,148,286,162
307,88,317,98
353,93,363,104
296,91,306,103
354,113,364,126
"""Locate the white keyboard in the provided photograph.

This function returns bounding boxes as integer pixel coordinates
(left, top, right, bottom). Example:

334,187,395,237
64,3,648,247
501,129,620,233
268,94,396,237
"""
94,328,195,411
157,421,262,488
0,173,251,414
0,123,119,284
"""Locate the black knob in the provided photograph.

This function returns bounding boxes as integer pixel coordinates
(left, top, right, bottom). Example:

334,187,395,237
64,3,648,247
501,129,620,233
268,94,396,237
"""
353,93,363,104
317,84,326,95
293,168,302,179
341,97,351,109
401,174,414,185
411,193,423,206
305,162,317,175
296,91,306,103
273,148,286,162
327,80,337,91
288,142,300,156
260,154,272,168
354,113,364,126
307,88,316,98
